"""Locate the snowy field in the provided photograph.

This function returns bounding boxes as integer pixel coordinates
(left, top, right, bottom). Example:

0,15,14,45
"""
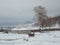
0,31,60,45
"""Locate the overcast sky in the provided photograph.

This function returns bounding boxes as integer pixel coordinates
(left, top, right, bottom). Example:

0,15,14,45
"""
0,0,60,25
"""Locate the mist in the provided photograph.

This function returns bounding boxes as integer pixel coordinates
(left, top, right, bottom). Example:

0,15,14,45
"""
0,0,60,26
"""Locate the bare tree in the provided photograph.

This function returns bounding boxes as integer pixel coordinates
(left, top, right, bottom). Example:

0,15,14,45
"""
34,6,60,27
34,6,48,26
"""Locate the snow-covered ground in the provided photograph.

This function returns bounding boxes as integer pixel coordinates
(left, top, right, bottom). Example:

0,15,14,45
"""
12,23,40,30
12,23,60,31
0,31,60,45
0,23,60,45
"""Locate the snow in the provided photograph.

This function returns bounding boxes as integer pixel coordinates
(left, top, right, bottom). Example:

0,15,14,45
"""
12,23,60,31
4,23,60,45
12,26,40,30
12,23,40,30
0,31,60,45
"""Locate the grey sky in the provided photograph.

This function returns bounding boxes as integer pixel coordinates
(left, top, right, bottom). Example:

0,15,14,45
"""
0,0,60,25
41,0,60,17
